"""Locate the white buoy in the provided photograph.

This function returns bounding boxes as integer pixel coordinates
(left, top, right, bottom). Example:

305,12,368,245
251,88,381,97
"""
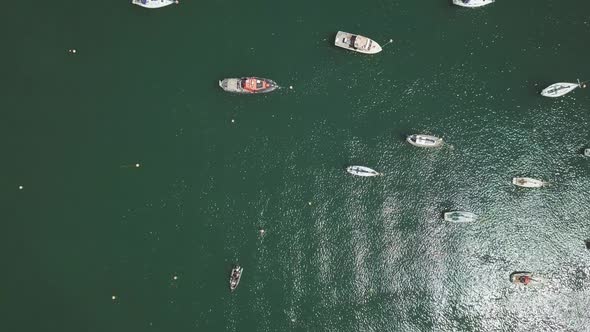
135,163,140,168
173,275,178,280
18,185,23,190
289,86,293,89
231,119,235,123
112,295,117,300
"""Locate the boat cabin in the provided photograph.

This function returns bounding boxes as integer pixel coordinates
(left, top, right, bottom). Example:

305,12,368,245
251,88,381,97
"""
242,78,270,92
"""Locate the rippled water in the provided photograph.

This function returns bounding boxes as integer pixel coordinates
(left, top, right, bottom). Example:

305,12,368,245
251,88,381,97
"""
2,0,590,331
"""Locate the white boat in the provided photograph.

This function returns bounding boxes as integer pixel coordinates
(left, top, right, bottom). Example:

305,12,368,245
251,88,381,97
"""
229,265,243,292
444,211,477,223
406,134,443,148
334,31,382,54
132,0,178,9
453,0,495,7
541,80,586,98
585,148,590,157
346,166,380,177
512,177,546,188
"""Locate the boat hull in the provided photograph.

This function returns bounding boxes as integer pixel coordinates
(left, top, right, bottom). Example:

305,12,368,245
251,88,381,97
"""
346,166,379,177
541,82,579,97
406,134,443,148
219,77,278,94
444,211,477,222
512,177,545,188
585,148,590,157
132,0,177,8
334,31,382,54
452,0,495,7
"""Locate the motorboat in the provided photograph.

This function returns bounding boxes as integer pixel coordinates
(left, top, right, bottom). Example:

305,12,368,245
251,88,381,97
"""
541,80,586,98
346,166,380,177
219,77,278,94
512,177,546,188
132,0,178,9
334,31,382,54
444,211,477,223
229,265,243,292
452,0,495,7
406,134,443,148
510,272,535,285
584,148,590,157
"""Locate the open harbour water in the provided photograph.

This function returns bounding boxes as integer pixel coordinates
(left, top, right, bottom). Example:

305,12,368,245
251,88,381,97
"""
2,0,590,331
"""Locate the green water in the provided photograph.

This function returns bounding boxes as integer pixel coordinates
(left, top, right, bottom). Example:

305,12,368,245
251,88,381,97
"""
2,0,590,331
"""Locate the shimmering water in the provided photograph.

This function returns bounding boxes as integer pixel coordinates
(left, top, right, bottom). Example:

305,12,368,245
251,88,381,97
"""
2,0,590,331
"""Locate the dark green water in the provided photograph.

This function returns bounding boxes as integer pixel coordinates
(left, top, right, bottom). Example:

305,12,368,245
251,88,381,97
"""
2,0,590,331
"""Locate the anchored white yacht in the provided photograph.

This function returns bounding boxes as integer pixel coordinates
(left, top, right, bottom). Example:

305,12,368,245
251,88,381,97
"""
334,31,382,54
512,177,546,188
406,134,443,148
132,0,178,9
453,0,495,7
541,80,586,98
346,166,380,177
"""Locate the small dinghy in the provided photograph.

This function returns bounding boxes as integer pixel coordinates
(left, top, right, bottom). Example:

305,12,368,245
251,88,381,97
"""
453,0,494,7
512,177,546,188
334,31,382,54
541,80,586,98
229,265,243,292
346,166,380,177
444,211,477,223
510,272,536,285
132,0,178,9
406,134,443,148
219,77,278,94
584,148,590,157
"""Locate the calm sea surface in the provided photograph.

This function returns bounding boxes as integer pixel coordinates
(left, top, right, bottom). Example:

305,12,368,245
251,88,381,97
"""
2,0,590,331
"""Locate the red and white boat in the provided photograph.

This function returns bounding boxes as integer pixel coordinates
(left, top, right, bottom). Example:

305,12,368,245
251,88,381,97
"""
219,77,278,94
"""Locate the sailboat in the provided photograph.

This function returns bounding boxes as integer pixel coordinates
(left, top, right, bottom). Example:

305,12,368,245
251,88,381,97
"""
541,80,586,98
453,0,495,8
346,166,380,177
132,0,178,9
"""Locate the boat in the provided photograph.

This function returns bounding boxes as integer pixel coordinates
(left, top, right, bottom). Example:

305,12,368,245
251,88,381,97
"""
132,0,178,9
346,166,380,177
541,80,586,98
512,177,546,188
219,77,278,94
229,265,243,292
406,134,443,148
444,211,477,223
510,272,535,285
452,0,495,7
584,148,590,157
334,31,382,54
